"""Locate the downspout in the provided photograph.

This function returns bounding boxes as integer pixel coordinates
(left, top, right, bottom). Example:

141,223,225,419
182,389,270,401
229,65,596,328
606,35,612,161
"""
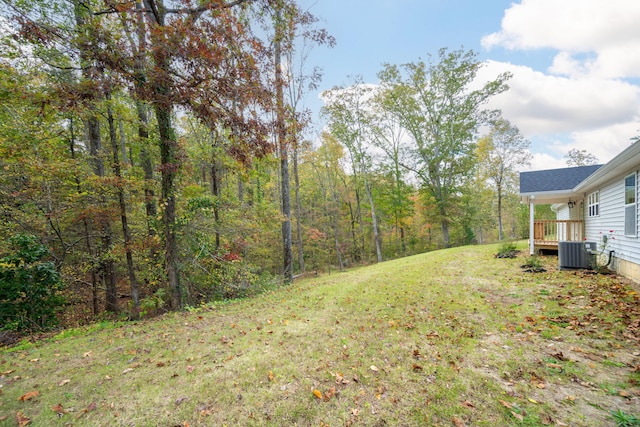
529,196,535,255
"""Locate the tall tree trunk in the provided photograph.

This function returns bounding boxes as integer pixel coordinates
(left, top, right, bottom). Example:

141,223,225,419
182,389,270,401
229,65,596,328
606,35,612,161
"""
440,217,450,249
497,183,504,241
145,0,183,310
210,156,221,250
293,142,304,273
74,0,118,312
89,113,118,313
107,95,140,318
156,104,182,310
330,190,344,271
274,4,293,283
237,174,244,204
69,118,100,315
355,187,365,261
363,179,382,262
118,119,129,166
137,102,157,234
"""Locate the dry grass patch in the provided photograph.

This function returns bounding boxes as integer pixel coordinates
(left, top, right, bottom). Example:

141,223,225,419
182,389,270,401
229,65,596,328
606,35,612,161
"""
1,243,639,426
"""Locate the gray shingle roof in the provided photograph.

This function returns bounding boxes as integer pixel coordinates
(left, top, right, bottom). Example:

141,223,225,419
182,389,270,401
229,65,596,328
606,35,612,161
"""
520,165,603,194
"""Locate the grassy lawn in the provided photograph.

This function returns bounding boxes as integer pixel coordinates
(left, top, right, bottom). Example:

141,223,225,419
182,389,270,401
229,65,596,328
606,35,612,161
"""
1,243,639,426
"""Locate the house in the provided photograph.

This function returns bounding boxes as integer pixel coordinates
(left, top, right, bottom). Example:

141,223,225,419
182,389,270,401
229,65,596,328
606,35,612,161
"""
520,142,640,283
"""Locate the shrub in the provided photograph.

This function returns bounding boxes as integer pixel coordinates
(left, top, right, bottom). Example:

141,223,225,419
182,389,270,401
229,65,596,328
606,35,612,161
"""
521,255,546,273
495,241,518,258
0,234,64,331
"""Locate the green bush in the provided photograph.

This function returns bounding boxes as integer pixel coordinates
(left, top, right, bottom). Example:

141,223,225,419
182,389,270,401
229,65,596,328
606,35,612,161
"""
0,234,64,331
495,241,518,258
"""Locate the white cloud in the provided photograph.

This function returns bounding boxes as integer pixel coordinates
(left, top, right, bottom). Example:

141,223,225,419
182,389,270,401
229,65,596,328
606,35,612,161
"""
478,61,640,136
475,60,640,167
479,0,640,168
482,0,640,79
565,124,639,163
525,152,567,172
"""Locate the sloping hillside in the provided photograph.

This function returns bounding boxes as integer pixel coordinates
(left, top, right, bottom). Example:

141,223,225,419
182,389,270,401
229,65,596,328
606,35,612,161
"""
1,243,639,426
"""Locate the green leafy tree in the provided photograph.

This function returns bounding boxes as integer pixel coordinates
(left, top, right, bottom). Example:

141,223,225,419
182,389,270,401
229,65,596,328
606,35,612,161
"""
477,118,532,240
322,78,383,262
564,148,599,166
377,48,510,247
0,234,64,331
369,99,415,255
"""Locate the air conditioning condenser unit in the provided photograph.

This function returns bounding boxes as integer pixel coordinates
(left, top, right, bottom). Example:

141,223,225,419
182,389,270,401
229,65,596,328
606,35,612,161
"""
558,241,596,270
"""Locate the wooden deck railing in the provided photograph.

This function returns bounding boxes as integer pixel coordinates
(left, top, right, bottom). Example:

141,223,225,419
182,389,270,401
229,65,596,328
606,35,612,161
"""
533,220,584,248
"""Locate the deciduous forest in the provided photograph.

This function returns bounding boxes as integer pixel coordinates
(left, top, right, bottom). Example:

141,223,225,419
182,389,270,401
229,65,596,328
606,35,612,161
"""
0,0,533,332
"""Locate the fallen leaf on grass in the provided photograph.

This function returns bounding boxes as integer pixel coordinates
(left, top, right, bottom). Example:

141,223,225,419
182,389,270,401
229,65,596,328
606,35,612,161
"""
324,387,336,401
452,417,467,427
370,365,379,372
76,402,97,419
121,368,135,375
335,372,350,385
511,411,524,421
545,363,563,370
18,391,39,401
461,400,475,408
312,389,323,399
268,371,274,382
51,403,67,416
551,352,568,361
16,411,31,426
58,379,71,386
186,365,195,373
499,400,513,409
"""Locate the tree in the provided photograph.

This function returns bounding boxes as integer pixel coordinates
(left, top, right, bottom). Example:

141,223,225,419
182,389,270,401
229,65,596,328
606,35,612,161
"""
0,234,64,331
322,79,383,262
477,118,532,240
377,48,510,247
369,98,414,255
564,148,599,166
308,133,348,270
272,0,293,283
106,0,272,309
269,0,334,279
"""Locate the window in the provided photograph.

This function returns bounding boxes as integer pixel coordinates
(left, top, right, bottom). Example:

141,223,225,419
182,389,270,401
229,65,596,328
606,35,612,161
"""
587,191,599,217
625,173,637,236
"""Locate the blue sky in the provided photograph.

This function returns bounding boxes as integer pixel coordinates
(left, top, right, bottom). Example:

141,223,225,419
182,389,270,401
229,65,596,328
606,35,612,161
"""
298,0,640,171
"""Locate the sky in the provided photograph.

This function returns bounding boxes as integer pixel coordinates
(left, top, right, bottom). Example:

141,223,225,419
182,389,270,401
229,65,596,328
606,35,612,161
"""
298,0,640,171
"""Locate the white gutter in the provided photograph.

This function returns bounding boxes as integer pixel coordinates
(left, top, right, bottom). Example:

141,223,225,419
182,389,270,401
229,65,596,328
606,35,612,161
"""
574,141,640,193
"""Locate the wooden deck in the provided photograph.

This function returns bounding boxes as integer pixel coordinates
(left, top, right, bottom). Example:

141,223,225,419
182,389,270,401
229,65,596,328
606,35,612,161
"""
533,220,584,250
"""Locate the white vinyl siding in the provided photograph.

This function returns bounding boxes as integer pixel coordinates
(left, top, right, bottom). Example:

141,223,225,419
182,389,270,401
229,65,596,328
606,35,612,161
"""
584,171,640,268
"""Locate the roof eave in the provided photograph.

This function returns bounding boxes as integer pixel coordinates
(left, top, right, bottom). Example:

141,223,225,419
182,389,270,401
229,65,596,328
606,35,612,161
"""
519,189,580,204
574,142,640,192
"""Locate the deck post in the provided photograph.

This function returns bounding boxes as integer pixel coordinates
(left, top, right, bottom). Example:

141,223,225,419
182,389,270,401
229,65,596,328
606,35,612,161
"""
529,196,535,255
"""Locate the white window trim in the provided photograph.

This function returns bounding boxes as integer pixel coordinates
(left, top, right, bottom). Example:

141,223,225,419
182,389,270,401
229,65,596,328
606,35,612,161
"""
624,172,637,237
587,191,599,218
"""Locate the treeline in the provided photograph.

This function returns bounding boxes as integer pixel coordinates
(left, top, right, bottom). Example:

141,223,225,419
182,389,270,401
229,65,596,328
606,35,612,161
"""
0,0,530,332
